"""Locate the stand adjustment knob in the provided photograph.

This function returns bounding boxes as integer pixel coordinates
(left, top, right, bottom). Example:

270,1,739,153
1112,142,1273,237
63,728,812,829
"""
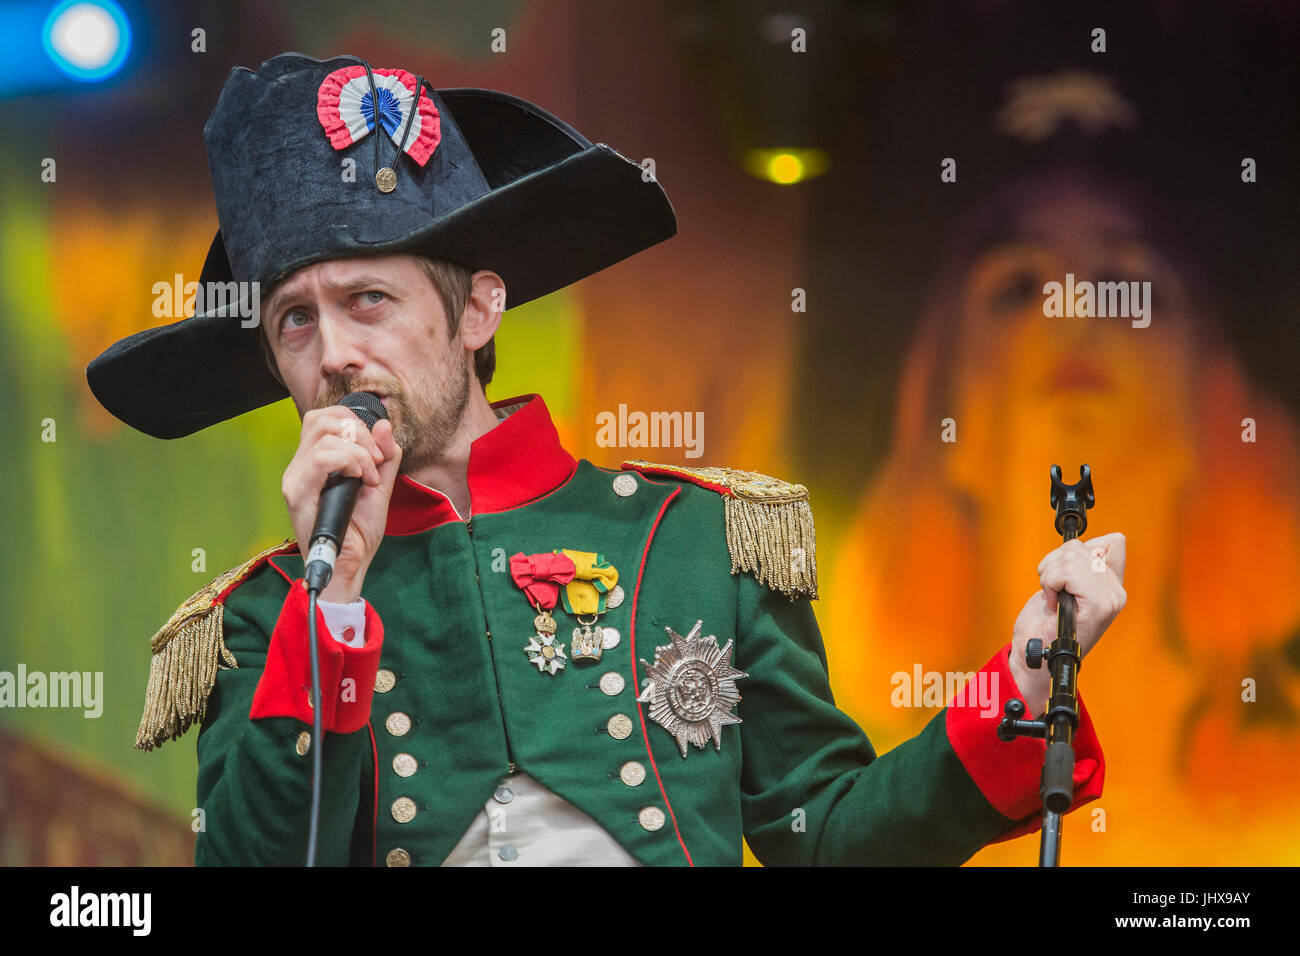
1026,638,1043,669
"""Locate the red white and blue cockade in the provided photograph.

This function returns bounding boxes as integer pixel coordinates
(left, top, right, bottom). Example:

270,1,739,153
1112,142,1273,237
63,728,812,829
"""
316,65,440,167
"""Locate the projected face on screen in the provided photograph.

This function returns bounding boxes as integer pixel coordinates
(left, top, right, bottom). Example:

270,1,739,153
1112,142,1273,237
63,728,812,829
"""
943,184,1197,506
822,170,1300,861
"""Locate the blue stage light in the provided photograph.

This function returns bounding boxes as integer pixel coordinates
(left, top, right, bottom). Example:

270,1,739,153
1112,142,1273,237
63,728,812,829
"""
42,0,132,82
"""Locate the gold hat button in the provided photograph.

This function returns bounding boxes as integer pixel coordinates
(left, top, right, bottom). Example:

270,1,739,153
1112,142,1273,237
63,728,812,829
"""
385,712,412,737
295,731,311,756
391,796,418,824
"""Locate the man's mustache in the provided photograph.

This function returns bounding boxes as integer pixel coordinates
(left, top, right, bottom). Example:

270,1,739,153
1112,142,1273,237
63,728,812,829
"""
316,381,398,409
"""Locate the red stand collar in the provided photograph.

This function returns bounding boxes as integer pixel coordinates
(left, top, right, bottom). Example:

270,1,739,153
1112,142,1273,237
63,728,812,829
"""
384,393,576,535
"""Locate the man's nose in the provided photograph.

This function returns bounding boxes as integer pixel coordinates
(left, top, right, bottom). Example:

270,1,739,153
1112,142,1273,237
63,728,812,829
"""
317,310,368,379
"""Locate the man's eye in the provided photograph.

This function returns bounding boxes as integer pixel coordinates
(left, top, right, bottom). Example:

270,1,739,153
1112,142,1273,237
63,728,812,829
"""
281,310,312,330
363,291,386,305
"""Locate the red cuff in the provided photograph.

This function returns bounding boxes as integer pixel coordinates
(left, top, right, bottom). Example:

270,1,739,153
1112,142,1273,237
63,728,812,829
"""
249,579,385,734
945,642,1105,842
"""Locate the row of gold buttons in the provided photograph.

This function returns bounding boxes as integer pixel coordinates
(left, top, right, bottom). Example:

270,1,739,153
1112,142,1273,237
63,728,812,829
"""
592,638,662,833
378,669,416,865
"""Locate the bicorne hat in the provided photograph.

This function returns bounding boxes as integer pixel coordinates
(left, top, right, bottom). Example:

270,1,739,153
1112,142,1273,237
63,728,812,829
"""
85,52,677,439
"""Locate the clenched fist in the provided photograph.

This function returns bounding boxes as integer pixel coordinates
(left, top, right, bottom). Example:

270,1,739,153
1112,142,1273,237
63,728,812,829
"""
1009,532,1128,717
281,405,403,603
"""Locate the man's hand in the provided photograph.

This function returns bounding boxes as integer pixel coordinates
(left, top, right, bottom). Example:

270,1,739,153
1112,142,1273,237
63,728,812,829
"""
282,406,403,603
1009,532,1127,717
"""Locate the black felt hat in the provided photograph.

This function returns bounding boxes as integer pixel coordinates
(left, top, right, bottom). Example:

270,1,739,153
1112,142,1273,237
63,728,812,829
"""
85,52,677,439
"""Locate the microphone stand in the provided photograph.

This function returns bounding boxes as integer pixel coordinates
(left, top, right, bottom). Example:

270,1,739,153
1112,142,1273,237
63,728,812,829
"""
997,464,1095,866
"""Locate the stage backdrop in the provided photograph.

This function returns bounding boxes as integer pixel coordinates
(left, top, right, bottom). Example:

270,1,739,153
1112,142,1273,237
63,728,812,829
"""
1,0,1296,865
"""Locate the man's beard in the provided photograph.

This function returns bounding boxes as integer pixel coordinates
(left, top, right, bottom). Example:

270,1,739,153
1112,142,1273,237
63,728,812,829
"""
391,357,470,474
316,355,471,475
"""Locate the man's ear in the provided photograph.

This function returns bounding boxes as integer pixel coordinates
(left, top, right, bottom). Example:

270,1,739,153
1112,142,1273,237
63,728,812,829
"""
459,270,505,350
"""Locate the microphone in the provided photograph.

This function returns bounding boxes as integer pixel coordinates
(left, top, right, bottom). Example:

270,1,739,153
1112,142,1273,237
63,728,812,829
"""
303,391,388,594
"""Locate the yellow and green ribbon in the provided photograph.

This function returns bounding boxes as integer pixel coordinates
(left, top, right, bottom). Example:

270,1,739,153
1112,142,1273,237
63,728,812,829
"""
554,549,618,615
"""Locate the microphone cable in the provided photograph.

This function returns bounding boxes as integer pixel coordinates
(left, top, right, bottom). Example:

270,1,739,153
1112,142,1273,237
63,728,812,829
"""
302,390,387,866
307,587,323,867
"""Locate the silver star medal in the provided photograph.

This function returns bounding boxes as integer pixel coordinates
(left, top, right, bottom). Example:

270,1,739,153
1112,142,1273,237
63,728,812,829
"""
525,611,567,675
636,620,748,757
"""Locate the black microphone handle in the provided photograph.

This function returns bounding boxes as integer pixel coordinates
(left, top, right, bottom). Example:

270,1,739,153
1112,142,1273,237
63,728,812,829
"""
304,471,363,593
303,391,388,594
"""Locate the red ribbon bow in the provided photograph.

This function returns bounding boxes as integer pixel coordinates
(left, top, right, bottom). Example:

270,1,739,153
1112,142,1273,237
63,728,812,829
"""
509,552,577,610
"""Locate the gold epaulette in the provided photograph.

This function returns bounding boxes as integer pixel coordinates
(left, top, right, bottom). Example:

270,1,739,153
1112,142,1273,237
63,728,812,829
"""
135,538,297,752
621,461,818,600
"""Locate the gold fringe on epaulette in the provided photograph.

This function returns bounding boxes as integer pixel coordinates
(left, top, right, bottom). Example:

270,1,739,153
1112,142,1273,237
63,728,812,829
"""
623,461,819,600
134,537,294,752
724,494,819,601
135,603,237,751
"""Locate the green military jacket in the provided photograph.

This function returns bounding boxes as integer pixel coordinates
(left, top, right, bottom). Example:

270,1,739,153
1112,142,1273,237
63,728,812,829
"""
136,394,1104,865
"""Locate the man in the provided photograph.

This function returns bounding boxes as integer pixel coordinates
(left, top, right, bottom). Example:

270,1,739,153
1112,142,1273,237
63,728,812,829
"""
87,53,1122,866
